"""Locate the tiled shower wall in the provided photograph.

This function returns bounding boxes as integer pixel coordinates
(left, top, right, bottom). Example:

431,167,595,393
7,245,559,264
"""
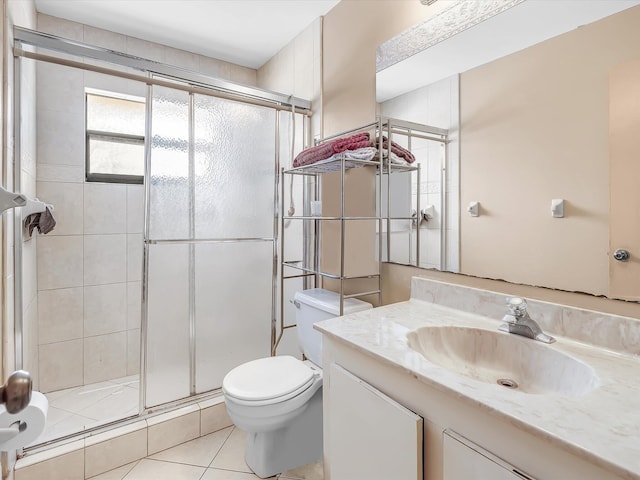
31,14,259,393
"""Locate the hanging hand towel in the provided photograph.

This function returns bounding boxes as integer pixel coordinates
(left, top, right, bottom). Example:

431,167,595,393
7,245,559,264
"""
24,207,56,237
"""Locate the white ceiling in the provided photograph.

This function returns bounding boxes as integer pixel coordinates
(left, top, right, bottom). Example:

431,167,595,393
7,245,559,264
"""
34,0,341,69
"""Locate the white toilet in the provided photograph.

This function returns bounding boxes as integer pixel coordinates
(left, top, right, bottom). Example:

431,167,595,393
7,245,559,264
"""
222,288,372,478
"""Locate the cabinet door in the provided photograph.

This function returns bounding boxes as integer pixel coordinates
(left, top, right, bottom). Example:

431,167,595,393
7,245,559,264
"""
444,431,535,480
328,364,423,480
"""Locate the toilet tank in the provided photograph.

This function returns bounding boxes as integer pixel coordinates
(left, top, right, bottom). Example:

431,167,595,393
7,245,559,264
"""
294,288,372,366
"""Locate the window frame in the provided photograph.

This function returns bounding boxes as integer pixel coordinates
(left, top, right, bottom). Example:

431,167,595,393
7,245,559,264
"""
85,90,146,184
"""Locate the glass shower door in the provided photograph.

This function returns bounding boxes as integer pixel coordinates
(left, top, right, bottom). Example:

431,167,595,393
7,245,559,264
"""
144,85,277,407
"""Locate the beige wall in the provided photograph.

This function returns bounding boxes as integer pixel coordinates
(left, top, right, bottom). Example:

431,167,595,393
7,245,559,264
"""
322,0,449,136
319,0,449,305
460,6,640,296
319,2,640,315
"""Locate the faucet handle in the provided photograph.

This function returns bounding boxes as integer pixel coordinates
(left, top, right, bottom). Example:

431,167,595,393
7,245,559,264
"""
506,297,527,316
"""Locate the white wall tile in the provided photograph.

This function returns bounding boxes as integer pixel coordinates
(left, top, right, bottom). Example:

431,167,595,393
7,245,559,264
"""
127,329,140,376
84,283,127,336
84,427,147,478
39,339,83,393
84,71,146,99
36,182,83,235
36,62,84,114
229,66,257,86
83,25,126,52
126,184,144,233
147,410,200,455
23,298,39,391
165,47,200,71
36,164,84,183
38,287,83,344
37,235,84,290
37,14,84,41
22,236,37,308
127,234,143,282
127,281,142,330
84,234,127,285
37,108,84,166
84,332,127,384
125,36,165,63
84,183,127,234
199,56,231,79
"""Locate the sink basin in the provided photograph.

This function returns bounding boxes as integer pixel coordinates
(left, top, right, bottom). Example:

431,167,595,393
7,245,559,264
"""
407,326,599,396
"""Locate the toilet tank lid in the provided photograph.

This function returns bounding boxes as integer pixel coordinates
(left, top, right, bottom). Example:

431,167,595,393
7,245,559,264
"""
294,288,372,316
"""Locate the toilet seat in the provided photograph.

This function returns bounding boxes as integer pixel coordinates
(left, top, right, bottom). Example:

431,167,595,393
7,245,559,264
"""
223,356,319,407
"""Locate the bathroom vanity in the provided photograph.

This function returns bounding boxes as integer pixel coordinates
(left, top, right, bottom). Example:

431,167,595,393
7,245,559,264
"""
315,278,640,480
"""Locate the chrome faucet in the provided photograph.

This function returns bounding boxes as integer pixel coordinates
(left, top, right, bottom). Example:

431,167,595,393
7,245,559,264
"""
498,297,555,344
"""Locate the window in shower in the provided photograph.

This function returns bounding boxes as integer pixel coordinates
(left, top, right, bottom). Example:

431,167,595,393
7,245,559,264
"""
86,90,146,184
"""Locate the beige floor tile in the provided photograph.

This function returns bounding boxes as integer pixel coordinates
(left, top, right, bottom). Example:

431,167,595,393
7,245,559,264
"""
201,468,271,479
149,426,233,467
87,461,138,479
210,428,252,473
279,461,323,480
123,459,205,480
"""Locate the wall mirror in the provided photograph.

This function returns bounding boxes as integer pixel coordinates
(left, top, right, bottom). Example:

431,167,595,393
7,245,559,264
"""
375,0,640,300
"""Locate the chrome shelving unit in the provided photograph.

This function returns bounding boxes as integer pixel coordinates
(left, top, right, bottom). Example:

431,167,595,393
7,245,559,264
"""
274,118,440,354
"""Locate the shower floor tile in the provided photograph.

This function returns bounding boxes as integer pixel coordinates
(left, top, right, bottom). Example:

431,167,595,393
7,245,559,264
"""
88,427,323,480
34,375,140,446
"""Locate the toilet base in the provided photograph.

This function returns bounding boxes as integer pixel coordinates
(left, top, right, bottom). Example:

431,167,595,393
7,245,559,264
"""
244,388,323,478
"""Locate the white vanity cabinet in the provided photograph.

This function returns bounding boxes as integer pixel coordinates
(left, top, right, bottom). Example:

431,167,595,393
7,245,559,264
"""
326,363,423,480
321,333,625,480
443,430,535,480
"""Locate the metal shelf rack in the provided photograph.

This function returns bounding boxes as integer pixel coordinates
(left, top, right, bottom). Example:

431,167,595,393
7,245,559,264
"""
273,117,442,354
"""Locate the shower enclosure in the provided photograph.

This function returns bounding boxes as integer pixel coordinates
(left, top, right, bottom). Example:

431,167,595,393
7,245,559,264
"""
144,85,278,407
12,26,310,448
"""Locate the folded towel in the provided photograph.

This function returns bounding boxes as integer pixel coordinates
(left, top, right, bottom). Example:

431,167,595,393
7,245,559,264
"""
293,142,335,167
332,132,371,153
24,207,56,237
293,132,372,167
325,146,378,163
381,148,410,165
377,136,416,164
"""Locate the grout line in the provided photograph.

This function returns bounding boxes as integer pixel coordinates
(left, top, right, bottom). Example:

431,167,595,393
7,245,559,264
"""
116,459,141,480
206,426,236,469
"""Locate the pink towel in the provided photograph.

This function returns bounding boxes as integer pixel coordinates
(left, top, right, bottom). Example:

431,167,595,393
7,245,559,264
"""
293,142,335,167
293,132,372,167
332,132,371,153
378,136,416,164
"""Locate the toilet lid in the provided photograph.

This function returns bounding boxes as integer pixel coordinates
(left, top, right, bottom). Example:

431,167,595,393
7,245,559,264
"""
223,355,315,402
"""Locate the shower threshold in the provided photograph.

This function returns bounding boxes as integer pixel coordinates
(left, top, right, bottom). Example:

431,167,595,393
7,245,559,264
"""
33,375,140,447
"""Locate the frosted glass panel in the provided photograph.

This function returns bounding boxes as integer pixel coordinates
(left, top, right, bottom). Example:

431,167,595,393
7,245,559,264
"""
194,95,276,239
145,244,190,407
149,86,190,240
87,93,145,135
88,136,145,176
194,241,273,392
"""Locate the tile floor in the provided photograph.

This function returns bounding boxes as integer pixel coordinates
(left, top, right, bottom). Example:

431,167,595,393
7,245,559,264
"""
87,426,322,480
38,375,140,445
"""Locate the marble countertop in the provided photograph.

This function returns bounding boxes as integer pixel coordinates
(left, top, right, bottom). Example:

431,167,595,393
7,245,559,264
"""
315,298,640,480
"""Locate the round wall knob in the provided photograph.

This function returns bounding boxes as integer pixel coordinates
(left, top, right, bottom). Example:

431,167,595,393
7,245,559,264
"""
1,370,32,414
613,249,630,262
